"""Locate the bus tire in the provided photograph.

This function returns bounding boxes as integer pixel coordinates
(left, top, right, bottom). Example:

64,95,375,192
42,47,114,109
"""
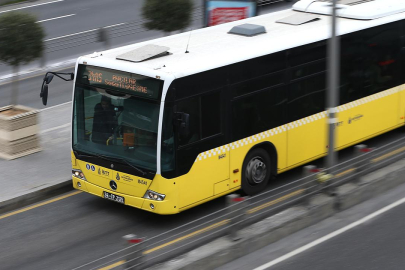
241,148,271,196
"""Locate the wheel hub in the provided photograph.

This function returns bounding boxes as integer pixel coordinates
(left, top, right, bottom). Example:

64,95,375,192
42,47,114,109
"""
246,156,267,185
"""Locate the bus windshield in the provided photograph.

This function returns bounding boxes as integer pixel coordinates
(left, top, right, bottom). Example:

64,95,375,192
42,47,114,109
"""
72,66,163,171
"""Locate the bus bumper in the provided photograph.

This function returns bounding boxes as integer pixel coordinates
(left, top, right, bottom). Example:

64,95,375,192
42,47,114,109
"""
72,177,180,215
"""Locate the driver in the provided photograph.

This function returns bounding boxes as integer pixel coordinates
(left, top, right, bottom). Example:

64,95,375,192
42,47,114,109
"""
92,96,118,144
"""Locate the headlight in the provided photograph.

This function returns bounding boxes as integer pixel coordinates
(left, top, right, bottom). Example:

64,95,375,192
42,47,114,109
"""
72,169,86,180
143,190,165,201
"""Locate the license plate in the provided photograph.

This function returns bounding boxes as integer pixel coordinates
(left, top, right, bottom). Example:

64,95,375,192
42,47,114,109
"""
103,191,125,204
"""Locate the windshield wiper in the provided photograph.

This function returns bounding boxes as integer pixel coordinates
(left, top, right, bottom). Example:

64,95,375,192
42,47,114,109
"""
73,150,95,159
73,150,147,176
99,154,147,177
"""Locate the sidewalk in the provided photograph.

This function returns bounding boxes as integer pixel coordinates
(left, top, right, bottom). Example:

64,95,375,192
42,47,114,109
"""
0,102,73,214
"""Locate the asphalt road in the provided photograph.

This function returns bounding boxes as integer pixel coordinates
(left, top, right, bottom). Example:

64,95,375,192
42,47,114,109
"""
1,126,404,270
217,168,405,270
0,189,223,270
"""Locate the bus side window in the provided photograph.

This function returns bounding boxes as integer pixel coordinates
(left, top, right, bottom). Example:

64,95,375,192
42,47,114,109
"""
287,41,327,121
340,33,365,105
229,51,286,84
340,21,402,105
232,85,286,141
231,71,284,98
288,73,326,122
362,22,401,95
201,91,221,138
288,41,326,67
177,96,201,146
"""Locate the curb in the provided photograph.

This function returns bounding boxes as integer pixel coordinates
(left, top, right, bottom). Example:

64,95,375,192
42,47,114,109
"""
147,159,405,270
0,179,73,215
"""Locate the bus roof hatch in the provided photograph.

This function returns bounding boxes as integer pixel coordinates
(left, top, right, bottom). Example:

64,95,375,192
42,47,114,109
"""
116,44,170,63
276,12,320,25
228,24,266,37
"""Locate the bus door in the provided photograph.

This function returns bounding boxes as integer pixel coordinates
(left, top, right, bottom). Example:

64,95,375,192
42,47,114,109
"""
286,42,328,167
286,72,327,167
175,90,229,209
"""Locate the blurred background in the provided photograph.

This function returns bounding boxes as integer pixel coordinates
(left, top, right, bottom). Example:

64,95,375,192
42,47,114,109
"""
0,0,293,108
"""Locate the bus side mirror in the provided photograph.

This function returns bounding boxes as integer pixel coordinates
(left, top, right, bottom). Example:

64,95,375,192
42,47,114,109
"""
39,72,74,106
45,74,54,84
174,112,190,139
40,84,48,106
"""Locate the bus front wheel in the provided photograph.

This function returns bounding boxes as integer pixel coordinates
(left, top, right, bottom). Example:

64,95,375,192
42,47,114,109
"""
242,148,271,196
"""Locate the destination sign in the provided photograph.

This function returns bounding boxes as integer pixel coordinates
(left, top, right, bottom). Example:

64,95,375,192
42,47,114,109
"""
77,65,162,100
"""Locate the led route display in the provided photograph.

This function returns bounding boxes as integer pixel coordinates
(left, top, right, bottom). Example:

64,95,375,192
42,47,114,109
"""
77,65,163,100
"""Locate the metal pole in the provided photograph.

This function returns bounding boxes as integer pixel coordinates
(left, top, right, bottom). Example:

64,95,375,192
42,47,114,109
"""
122,234,144,269
302,165,319,206
227,194,247,241
326,0,340,173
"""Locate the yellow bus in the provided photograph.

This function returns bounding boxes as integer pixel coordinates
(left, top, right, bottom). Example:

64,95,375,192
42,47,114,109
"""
45,0,405,214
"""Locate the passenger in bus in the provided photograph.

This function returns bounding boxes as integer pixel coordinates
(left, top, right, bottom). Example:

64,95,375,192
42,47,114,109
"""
92,96,118,145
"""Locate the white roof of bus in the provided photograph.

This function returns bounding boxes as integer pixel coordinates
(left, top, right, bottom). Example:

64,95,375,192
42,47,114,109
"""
86,0,405,79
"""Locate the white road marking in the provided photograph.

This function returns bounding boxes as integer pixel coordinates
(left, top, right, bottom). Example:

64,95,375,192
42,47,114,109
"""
36,14,75,23
254,196,405,270
40,101,72,112
45,28,98,42
0,0,64,14
41,123,70,134
104,22,126,28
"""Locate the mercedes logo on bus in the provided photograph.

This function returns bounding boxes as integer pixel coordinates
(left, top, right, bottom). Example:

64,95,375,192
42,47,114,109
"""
109,180,117,190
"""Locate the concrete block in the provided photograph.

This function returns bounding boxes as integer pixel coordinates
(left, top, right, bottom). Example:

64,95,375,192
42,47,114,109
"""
307,194,335,223
0,105,41,160
336,183,363,210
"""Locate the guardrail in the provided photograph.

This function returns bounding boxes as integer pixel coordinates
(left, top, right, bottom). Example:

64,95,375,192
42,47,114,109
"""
71,135,405,270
